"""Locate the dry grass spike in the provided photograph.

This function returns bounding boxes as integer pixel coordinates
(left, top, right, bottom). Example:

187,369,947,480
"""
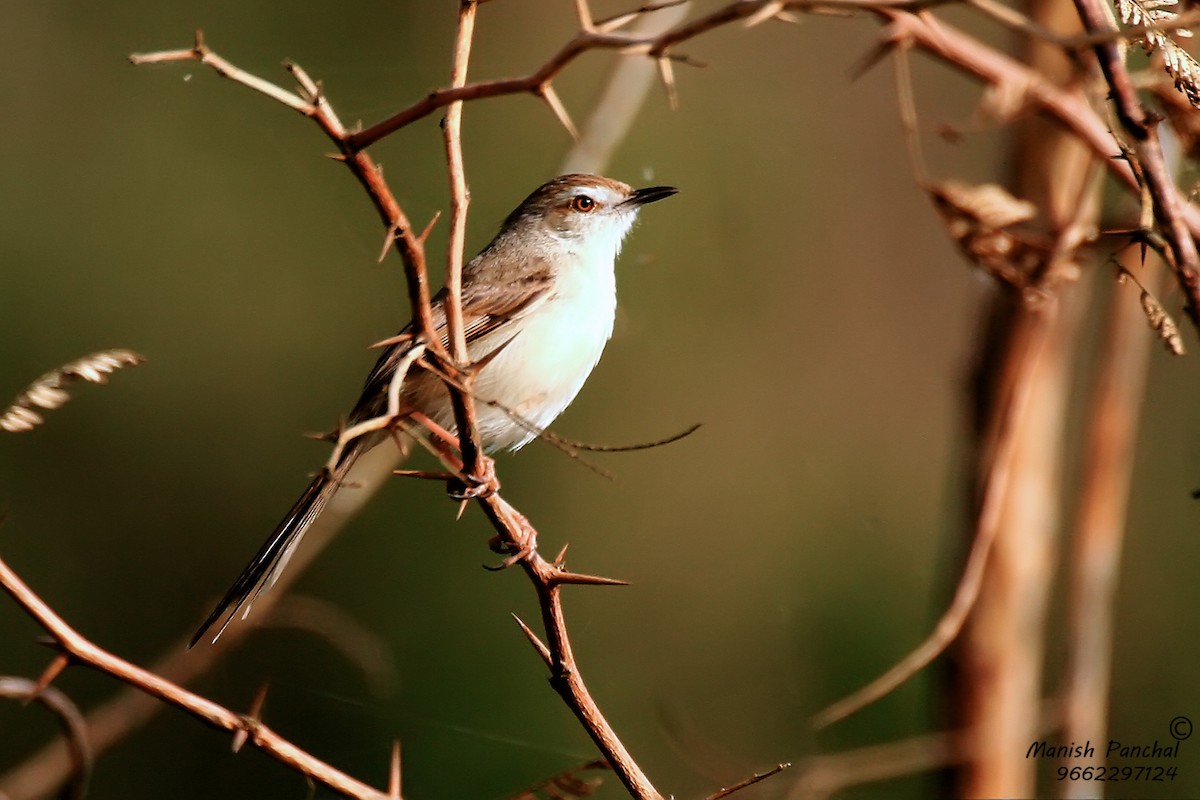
1,349,146,433
1119,268,1187,354
1116,0,1200,106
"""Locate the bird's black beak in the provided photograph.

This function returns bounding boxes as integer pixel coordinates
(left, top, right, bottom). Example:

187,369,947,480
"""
623,185,679,206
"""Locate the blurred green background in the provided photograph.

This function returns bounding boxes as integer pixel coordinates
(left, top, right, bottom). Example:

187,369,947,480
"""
1,1,1198,798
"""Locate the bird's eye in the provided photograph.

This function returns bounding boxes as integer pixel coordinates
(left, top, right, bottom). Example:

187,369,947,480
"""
570,195,596,212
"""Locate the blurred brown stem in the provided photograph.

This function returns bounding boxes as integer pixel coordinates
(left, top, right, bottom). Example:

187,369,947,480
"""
954,0,1098,791
1059,257,1159,798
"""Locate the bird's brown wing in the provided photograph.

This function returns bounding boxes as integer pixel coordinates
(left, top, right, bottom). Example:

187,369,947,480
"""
355,258,555,419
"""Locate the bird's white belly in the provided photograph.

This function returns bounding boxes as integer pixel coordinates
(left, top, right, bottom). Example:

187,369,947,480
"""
416,268,617,451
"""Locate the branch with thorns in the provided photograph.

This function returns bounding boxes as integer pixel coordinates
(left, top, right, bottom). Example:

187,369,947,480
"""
0,554,399,800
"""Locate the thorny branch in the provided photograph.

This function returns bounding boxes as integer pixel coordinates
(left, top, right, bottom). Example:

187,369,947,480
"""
1071,0,1200,329
0,554,393,799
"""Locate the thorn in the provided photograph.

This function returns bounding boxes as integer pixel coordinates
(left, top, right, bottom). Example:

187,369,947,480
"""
378,222,403,263
417,210,442,246
288,62,320,97
849,38,897,83
325,152,349,162
25,654,71,705
193,29,207,53
512,613,553,667
371,331,413,349
596,0,689,32
233,682,270,753
552,571,629,587
538,83,580,140
575,0,596,31
553,543,570,567
744,1,784,27
393,468,458,482
775,9,804,23
387,741,403,799
656,57,679,110
456,499,469,521
671,52,707,69
465,333,517,374
303,429,335,442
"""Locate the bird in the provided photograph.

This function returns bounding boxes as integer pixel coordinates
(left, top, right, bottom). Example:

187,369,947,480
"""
191,173,677,646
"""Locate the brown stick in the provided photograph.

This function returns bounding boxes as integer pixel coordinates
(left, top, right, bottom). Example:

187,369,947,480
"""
439,0,488,481
1060,254,1158,798
477,495,663,800
0,554,389,799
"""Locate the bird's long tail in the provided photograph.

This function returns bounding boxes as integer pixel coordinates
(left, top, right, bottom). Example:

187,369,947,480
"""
189,439,368,647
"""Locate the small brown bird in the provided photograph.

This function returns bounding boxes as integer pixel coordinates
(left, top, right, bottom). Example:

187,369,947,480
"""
192,173,677,645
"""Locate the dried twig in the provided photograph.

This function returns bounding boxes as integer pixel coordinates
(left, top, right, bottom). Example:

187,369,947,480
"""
1060,253,1159,798
0,676,91,800
265,595,399,697
439,0,488,487
0,553,391,799
704,763,791,799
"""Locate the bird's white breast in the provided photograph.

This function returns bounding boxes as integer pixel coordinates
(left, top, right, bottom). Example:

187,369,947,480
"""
449,250,617,451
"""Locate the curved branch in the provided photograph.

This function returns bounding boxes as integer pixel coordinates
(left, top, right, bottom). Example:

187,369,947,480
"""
0,554,389,799
0,676,91,800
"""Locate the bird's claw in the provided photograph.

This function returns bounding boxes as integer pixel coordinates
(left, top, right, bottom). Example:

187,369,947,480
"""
483,535,536,570
447,459,499,500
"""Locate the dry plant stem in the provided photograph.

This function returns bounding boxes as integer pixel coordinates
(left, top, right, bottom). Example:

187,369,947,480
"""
560,1,693,175
0,555,388,800
1070,0,1200,328
1059,255,1158,799
811,295,1043,728
131,36,442,350
875,9,1200,248
786,729,965,800
443,1,476,363
440,0,488,480
478,495,663,800
704,763,790,800
812,36,1097,730
0,442,400,800
0,677,90,800
954,4,1097,793
344,0,937,149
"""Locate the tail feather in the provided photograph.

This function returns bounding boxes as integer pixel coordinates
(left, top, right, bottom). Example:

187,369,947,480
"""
189,443,365,647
